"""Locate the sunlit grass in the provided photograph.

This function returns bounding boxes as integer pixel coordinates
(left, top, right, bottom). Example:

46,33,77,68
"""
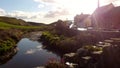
0,22,41,29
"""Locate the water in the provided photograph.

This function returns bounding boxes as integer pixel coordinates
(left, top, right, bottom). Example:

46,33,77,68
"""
0,38,60,68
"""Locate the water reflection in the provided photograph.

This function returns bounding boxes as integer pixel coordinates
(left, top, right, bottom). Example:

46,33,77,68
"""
0,38,60,68
25,45,43,55
25,49,36,54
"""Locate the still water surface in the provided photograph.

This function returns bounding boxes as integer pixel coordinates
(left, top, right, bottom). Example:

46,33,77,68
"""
0,38,60,68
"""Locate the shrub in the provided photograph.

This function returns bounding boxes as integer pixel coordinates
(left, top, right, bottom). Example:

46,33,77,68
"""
0,38,16,55
45,60,67,68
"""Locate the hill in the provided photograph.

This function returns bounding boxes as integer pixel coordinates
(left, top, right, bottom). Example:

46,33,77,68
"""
27,22,46,26
0,16,30,26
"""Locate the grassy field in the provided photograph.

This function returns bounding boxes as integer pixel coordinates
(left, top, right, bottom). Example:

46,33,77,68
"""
0,22,42,29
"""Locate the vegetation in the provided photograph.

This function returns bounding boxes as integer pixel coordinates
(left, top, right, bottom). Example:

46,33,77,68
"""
0,16,29,25
83,45,102,52
39,19,120,68
0,38,16,55
40,20,100,53
45,59,67,68
0,17,48,56
0,21,41,29
0,29,23,55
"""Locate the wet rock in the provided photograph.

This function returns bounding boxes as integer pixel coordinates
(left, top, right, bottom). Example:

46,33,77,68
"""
92,51,103,55
66,62,78,68
110,38,120,41
82,56,92,60
104,40,114,43
64,53,76,58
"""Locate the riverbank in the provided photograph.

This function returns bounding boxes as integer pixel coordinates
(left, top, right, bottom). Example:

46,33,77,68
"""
39,20,120,68
0,29,24,64
0,26,45,64
40,29,120,68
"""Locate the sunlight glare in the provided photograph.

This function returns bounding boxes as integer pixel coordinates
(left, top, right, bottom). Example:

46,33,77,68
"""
56,0,98,14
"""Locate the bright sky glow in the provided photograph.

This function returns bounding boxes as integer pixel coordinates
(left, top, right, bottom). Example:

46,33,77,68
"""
0,0,119,24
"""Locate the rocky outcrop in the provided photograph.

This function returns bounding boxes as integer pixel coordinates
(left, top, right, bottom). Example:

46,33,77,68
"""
63,38,120,68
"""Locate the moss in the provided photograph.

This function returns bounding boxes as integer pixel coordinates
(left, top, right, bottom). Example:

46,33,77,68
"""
0,38,16,55
41,31,60,45
83,45,103,52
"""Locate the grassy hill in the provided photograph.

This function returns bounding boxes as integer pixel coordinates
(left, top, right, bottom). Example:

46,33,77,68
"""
27,22,46,26
0,16,30,26
0,21,42,30
0,16,49,30
0,16,47,26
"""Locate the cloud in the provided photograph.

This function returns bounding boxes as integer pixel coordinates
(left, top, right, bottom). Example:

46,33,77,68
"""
34,0,57,9
34,0,55,3
6,10,70,23
7,11,40,19
112,0,120,7
36,45,42,51
44,9,69,18
25,49,36,54
42,0,55,3
0,8,6,16
25,45,43,54
38,4,45,8
33,0,71,19
6,10,47,23
0,8,70,24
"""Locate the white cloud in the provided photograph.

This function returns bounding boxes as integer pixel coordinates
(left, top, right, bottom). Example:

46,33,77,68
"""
38,4,45,8
25,45,43,55
42,0,55,3
25,49,36,54
34,0,55,3
0,8,6,16
44,9,69,18
6,10,48,23
112,0,120,7
36,45,42,51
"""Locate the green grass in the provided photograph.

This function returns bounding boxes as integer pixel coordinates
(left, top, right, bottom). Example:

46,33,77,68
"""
0,38,16,55
0,22,42,29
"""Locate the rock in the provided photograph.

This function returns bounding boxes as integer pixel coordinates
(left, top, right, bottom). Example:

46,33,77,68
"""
77,48,88,56
97,42,111,47
64,53,76,58
92,51,103,54
104,40,114,43
110,38,120,41
82,56,91,60
66,62,78,68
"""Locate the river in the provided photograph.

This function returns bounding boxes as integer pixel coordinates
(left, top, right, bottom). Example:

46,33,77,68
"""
0,38,61,68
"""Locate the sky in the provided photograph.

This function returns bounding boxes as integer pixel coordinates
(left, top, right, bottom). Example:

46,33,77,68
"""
0,0,119,24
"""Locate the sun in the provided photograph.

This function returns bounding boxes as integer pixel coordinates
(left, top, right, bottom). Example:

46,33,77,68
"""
56,0,98,14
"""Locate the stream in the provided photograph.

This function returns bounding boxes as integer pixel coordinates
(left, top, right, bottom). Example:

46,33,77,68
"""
0,32,61,68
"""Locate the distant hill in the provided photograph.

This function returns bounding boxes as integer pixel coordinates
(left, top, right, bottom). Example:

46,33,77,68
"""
27,22,46,26
92,3,120,29
0,16,30,26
